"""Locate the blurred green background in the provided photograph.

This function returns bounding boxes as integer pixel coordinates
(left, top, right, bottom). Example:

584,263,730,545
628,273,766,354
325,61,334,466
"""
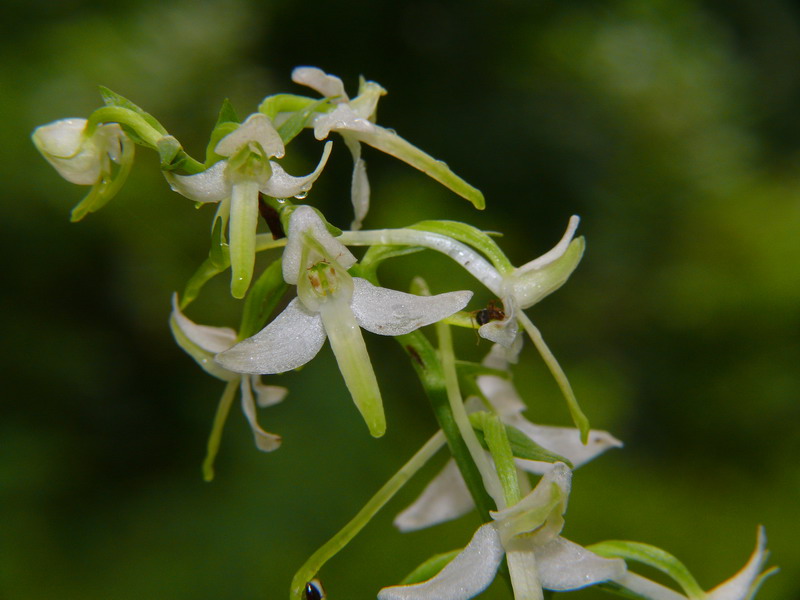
2,0,798,598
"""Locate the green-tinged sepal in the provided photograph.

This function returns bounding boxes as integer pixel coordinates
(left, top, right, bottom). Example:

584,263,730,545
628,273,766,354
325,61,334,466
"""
400,550,461,585
205,100,240,166
588,540,707,600
277,97,331,145
512,237,585,310
258,93,318,120
470,412,574,468
411,220,513,274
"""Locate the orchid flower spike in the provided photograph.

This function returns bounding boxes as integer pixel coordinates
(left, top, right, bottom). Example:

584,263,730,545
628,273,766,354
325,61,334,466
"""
381,463,626,600
165,113,332,298
169,294,287,457
292,66,485,228
32,118,134,222
479,216,584,351
216,206,473,438
395,344,622,532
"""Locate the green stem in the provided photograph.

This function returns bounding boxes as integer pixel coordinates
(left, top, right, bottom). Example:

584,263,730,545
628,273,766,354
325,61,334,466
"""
289,431,446,600
434,320,506,508
87,106,163,147
395,330,497,521
202,380,239,482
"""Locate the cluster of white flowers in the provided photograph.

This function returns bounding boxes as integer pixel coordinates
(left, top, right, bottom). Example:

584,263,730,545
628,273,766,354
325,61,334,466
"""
33,66,775,600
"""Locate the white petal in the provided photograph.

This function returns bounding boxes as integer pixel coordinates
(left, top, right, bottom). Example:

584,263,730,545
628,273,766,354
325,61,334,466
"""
343,135,370,230
261,141,332,199
378,523,504,600
536,537,627,591
32,118,103,185
510,422,622,473
165,160,229,203
516,216,580,274
250,375,288,407
505,537,544,600
291,66,349,102
478,295,519,349
394,459,475,532
282,205,357,284
313,104,376,140
708,527,772,600
215,298,326,374
350,278,472,336
215,113,285,159
170,294,237,353
240,378,282,452
350,79,387,119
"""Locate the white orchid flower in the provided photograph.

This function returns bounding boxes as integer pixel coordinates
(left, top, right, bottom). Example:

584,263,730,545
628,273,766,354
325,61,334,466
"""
32,117,133,221
478,216,584,351
216,206,473,438
291,67,484,229
169,294,286,454
395,344,621,531
381,463,626,600
165,113,332,298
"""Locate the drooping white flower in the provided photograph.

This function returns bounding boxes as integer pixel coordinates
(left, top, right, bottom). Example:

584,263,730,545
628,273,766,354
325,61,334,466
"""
380,464,626,600
292,67,485,229
395,344,621,531
32,118,133,221
170,294,286,453
165,113,332,298
216,206,473,438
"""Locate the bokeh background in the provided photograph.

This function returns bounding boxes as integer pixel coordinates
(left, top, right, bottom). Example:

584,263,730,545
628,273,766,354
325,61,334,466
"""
2,0,798,598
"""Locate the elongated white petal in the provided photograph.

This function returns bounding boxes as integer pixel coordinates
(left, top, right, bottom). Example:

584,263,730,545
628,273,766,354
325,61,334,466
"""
292,66,349,101
215,299,326,374
318,293,386,437
613,572,690,600
250,375,288,408
476,345,527,416
216,113,285,159
708,527,773,600
240,378,282,452
378,523,504,600
282,205,357,284
350,278,472,336
536,537,626,591
261,141,332,199
165,160,229,203
509,422,622,474
394,459,475,532
170,294,237,353
516,216,580,274
313,104,376,140
343,135,370,230
505,537,544,600
229,180,260,298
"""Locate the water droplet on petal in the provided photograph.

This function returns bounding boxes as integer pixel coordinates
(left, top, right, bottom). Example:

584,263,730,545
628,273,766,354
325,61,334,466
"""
294,191,308,200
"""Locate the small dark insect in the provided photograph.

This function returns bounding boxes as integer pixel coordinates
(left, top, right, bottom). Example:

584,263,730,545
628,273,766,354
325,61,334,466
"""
304,579,325,600
474,299,505,326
